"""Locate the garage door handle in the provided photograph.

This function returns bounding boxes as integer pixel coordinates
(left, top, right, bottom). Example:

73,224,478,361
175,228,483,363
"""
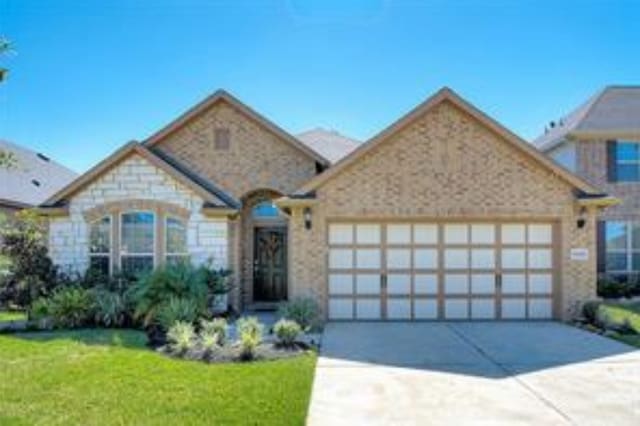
381,273,387,289
496,274,502,288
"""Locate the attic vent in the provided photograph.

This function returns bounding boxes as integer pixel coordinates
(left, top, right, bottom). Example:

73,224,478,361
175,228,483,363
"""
37,153,50,162
31,179,41,187
215,128,230,150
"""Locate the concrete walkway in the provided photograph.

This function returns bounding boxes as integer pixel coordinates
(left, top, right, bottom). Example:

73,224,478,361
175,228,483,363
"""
308,322,640,425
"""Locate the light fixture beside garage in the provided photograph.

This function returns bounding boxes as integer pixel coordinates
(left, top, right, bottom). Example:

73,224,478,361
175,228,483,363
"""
303,207,312,230
577,207,587,229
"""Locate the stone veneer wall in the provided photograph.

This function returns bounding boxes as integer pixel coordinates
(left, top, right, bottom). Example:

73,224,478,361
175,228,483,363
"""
288,101,598,320
49,154,229,274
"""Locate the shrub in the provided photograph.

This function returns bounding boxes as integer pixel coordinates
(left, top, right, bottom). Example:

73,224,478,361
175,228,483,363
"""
92,289,130,327
198,330,220,355
166,321,195,354
278,297,319,331
29,297,50,320
201,259,233,295
129,263,208,327
581,301,601,324
236,316,263,360
273,319,301,347
597,275,637,299
156,296,200,331
0,210,59,308
49,287,93,328
200,318,227,344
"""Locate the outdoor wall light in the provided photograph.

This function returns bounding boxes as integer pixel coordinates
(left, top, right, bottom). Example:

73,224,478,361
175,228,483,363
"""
577,207,587,229
303,207,312,230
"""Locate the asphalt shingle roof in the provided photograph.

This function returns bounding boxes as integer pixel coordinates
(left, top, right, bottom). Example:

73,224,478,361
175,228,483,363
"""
296,128,360,163
0,139,77,207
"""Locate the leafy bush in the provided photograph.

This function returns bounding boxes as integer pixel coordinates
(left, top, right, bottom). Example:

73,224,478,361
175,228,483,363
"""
200,318,227,345
273,319,301,347
92,289,130,327
49,287,93,328
236,316,263,360
278,297,320,331
198,329,220,355
129,263,209,327
166,321,195,354
28,297,50,320
156,296,200,331
597,274,640,299
582,301,601,324
0,210,59,308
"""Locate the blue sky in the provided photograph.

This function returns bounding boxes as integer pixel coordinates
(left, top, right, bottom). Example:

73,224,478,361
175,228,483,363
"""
0,0,638,173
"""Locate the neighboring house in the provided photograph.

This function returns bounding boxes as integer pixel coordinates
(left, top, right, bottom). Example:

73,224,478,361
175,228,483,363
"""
533,86,640,284
0,139,77,217
39,88,614,321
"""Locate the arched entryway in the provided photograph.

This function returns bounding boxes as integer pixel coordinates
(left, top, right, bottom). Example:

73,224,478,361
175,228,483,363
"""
239,189,288,308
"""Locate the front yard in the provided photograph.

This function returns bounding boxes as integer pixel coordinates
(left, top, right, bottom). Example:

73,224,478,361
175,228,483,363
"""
599,301,640,348
0,329,317,425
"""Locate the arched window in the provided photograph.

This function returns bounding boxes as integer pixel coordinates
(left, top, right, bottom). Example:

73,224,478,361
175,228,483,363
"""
166,216,188,264
121,211,155,276
89,216,111,276
252,201,281,219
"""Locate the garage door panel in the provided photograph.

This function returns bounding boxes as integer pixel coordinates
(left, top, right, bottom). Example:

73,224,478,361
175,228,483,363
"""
445,299,469,319
529,298,552,319
471,299,495,319
502,298,526,319
529,274,552,294
471,224,495,244
502,274,526,294
356,224,381,244
471,249,495,269
356,274,381,295
387,224,411,244
387,274,410,295
356,299,381,319
329,274,353,295
414,299,438,319
387,249,411,269
329,249,353,269
528,249,552,269
445,274,468,294
528,224,552,244
329,299,353,319
444,224,468,244
414,274,438,294
471,274,495,294
356,249,381,269
445,249,469,269
329,224,353,244
387,298,411,319
414,249,438,269
414,224,438,244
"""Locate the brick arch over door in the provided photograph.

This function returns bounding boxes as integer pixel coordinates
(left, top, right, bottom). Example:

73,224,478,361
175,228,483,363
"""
239,189,287,306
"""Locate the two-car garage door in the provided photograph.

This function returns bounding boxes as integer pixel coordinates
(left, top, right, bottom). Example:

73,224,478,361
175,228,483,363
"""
327,222,556,320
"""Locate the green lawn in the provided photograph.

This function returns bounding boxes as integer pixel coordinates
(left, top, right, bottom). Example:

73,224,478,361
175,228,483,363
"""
600,301,640,348
0,310,26,322
0,329,317,425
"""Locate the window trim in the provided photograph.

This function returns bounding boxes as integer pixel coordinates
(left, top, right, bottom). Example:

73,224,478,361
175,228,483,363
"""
165,214,189,263
605,220,640,274
88,215,113,276
119,210,156,273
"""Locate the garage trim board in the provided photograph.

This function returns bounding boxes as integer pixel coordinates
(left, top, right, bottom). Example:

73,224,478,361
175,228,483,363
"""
327,221,559,321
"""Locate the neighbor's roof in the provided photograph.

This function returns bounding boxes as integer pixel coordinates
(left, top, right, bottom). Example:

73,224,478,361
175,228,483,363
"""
296,87,603,196
0,139,77,207
533,86,640,151
144,89,330,166
296,128,360,163
41,141,239,209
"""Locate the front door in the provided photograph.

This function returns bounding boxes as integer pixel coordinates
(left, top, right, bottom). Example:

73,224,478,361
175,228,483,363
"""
253,227,287,302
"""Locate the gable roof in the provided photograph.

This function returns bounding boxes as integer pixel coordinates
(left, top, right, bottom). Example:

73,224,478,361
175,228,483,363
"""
533,86,640,151
296,128,360,163
296,87,603,196
143,89,330,166
0,139,77,207
41,141,239,209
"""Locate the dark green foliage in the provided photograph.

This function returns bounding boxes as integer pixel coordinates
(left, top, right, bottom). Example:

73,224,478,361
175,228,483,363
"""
156,296,201,330
92,289,131,327
278,297,320,331
581,301,601,324
0,210,59,308
597,274,640,299
48,287,93,328
129,263,208,329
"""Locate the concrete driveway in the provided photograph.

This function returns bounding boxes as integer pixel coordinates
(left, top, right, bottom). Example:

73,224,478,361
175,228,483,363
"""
307,322,640,425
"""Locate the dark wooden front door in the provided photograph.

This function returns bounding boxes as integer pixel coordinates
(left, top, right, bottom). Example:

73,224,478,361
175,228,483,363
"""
253,227,287,302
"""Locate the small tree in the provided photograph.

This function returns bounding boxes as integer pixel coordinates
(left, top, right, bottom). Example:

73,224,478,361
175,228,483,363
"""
0,210,59,308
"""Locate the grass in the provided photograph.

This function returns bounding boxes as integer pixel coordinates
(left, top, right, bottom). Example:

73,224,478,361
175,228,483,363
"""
0,329,317,425
0,310,26,322
599,301,640,348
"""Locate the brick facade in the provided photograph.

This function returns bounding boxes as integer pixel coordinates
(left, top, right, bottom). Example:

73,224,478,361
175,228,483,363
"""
288,101,598,320
153,101,318,199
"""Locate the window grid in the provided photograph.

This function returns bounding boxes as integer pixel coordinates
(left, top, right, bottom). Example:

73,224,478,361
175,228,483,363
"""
89,216,111,276
120,211,156,276
606,220,640,274
165,216,189,264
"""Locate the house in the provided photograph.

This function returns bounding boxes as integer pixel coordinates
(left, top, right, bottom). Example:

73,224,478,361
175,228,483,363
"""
0,139,77,217
38,88,615,321
533,86,640,285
